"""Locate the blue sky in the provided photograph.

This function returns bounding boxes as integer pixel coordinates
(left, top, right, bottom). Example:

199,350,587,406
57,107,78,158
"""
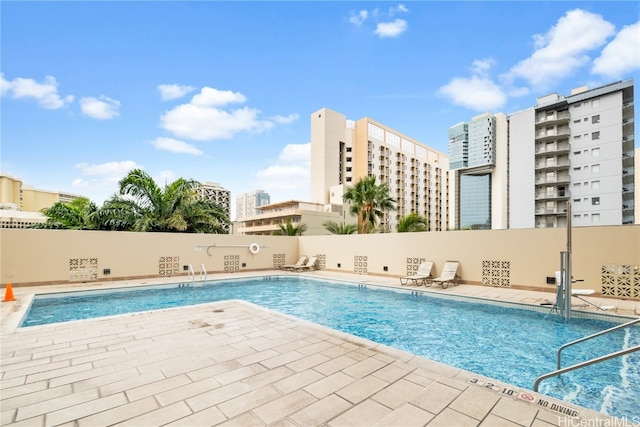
2,2,638,219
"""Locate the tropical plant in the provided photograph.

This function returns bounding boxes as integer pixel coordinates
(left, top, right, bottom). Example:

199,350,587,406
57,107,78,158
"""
397,212,429,232
96,169,229,233
33,197,100,230
322,220,358,235
342,175,396,234
272,219,307,236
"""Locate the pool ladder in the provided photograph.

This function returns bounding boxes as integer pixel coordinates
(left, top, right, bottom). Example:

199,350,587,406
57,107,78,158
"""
534,317,640,391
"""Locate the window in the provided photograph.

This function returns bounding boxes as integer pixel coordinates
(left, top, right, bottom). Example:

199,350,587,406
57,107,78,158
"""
346,147,352,152
592,164,600,173
346,157,352,162
592,115,600,124
573,182,582,187
574,151,581,155
592,181,600,189
573,135,581,140
592,197,600,205
592,99,600,108
591,213,600,223
573,199,580,203
573,167,581,171
573,119,581,124
592,148,600,157
592,131,600,140
584,117,588,122
346,167,352,172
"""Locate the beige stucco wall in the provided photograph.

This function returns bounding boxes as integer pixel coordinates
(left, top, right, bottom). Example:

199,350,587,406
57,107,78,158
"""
1,226,638,299
299,225,639,295
0,229,298,286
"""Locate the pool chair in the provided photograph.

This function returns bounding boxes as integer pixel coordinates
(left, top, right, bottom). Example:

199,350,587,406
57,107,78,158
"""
294,256,318,272
280,256,308,271
553,271,614,311
431,261,461,289
399,261,434,286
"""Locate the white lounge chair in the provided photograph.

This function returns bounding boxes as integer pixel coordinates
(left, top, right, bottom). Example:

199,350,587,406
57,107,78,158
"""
554,271,614,311
400,261,434,286
294,256,318,272
431,261,461,289
280,256,308,271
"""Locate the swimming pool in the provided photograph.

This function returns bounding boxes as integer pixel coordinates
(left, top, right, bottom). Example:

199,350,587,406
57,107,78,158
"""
22,276,640,419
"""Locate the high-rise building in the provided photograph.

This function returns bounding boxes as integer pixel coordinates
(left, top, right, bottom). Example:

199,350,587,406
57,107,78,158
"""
509,79,635,228
196,182,231,233
448,113,509,230
236,190,271,220
311,107,450,232
451,79,635,230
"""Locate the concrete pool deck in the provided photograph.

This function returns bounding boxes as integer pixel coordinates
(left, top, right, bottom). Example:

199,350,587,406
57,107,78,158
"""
1,271,639,426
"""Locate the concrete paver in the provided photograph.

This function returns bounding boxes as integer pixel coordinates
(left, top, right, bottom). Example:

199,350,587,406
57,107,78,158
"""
1,270,636,426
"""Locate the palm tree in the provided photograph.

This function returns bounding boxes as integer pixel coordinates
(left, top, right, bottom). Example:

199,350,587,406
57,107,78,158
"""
272,219,307,236
33,197,100,230
322,220,357,235
397,212,429,232
97,169,229,233
342,176,396,233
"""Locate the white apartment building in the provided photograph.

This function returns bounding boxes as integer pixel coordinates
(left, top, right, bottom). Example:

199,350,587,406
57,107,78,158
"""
509,79,635,228
311,107,450,232
196,182,231,233
236,190,270,220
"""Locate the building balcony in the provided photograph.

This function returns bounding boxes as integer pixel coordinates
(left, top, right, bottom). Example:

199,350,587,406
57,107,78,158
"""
535,176,570,185
535,209,568,216
535,160,570,170
535,128,570,142
535,142,570,155
535,191,568,201
535,111,570,126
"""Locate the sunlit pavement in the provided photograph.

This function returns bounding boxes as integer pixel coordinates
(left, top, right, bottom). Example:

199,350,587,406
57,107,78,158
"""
2,271,637,426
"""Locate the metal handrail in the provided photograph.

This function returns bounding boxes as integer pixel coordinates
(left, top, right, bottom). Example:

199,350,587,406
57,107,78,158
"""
187,264,195,285
557,318,640,369
534,345,640,392
199,264,207,282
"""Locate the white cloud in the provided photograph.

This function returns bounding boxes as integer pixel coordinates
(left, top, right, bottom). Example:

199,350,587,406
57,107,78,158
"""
349,10,368,26
438,76,507,112
161,104,262,140
375,19,408,38
160,87,298,141
191,87,246,107
80,95,120,120
157,84,195,100
592,21,640,78
389,4,408,16
270,113,300,125
255,143,310,202
151,137,203,155
507,9,615,88
471,58,495,77
0,74,73,109
72,160,143,203
349,4,408,38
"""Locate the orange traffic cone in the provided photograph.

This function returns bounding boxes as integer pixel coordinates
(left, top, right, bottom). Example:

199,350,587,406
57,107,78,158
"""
2,283,16,302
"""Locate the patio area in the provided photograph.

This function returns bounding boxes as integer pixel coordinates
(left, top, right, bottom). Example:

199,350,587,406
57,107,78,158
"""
1,271,638,426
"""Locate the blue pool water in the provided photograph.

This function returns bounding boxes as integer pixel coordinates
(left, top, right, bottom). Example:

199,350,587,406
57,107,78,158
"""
22,277,640,419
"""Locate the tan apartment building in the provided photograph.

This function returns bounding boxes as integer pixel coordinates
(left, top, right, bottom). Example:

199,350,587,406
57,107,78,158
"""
311,107,450,232
0,173,83,228
235,200,343,236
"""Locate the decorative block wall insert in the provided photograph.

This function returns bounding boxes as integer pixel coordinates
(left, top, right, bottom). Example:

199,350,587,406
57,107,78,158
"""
354,255,367,273
406,257,426,276
159,256,180,277
69,258,98,282
482,260,511,287
316,254,326,270
273,253,285,269
601,265,640,299
224,255,240,272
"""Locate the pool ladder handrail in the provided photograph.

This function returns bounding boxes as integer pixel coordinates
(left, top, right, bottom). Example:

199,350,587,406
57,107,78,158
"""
534,317,640,392
199,264,207,282
187,264,195,285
